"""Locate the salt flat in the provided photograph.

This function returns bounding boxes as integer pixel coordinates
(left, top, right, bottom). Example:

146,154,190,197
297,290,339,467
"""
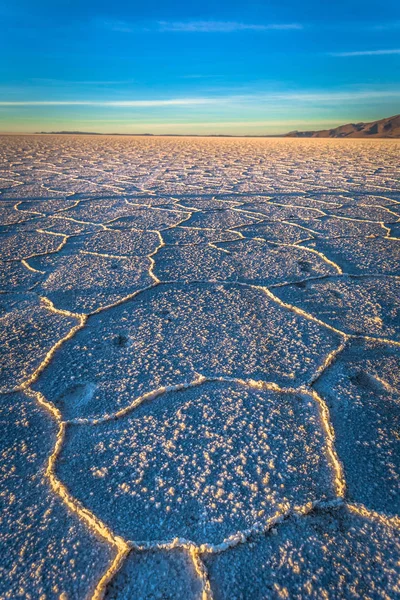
0,135,399,599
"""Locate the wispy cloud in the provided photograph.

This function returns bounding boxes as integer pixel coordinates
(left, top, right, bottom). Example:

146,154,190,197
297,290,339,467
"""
101,20,137,33
100,19,302,33
365,21,400,31
330,49,400,57
268,90,400,101
31,78,136,85
75,119,347,126
156,21,302,32
1,89,400,108
180,75,214,79
0,98,220,107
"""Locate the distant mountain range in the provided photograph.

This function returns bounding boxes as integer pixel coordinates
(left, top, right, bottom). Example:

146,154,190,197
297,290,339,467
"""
285,114,400,138
34,114,400,138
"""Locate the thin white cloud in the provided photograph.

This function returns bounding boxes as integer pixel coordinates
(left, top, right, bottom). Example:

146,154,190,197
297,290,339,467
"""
268,90,400,101
157,21,302,32
330,49,400,57
76,119,347,126
101,20,136,33
180,74,214,79
0,98,219,107
100,19,302,33
365,21,400,31
31,78,136,85
1,89,400,108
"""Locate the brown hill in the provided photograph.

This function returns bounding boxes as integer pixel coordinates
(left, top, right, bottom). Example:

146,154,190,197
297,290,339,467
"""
285,114,400,138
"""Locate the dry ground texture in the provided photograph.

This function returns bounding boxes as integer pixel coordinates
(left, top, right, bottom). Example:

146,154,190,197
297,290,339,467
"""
0,135,399,599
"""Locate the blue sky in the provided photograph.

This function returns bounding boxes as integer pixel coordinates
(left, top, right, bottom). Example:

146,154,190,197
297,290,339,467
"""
1,0,399,134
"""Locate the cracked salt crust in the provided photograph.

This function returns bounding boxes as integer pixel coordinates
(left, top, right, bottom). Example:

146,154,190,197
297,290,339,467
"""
0,135,399,599
0,391,113,599
315,339,400,517
275,275,400,341
0,293,79,392
33,282,342,420
203,505,400,600
154,238,339,285
57,381,338,545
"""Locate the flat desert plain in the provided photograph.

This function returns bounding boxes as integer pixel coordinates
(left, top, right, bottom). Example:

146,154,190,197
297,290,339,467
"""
0,135,399,599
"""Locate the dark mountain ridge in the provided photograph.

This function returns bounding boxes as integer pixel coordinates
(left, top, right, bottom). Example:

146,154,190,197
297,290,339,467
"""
31,114,400,138
285,114,400,138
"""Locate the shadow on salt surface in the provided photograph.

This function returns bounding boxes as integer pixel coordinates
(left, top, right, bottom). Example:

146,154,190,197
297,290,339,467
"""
106,205,190,231
154,238,338,285
82,229,161,256
239,201,325,221
288,215,387,238
0,230,63,261
16,198,80,215
59,199,138,224
38,253,154,313
0,183,67,200
337,194,399,207
389,223,400,238
57,381,336,545
315,339,400,517
175,197,243,211
0,294,78,392
4,215,100,235
203,505,400,600
118,195,180,207
0,260,42,293
301,237,400,275
0,392,113,599
269,193,344,208
162,226,241,246
33,282,341,420
104,549,202,600
236,221,313,244
275,276,400,341
0,203,37,226
182,209,259,230
329,204,400,223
